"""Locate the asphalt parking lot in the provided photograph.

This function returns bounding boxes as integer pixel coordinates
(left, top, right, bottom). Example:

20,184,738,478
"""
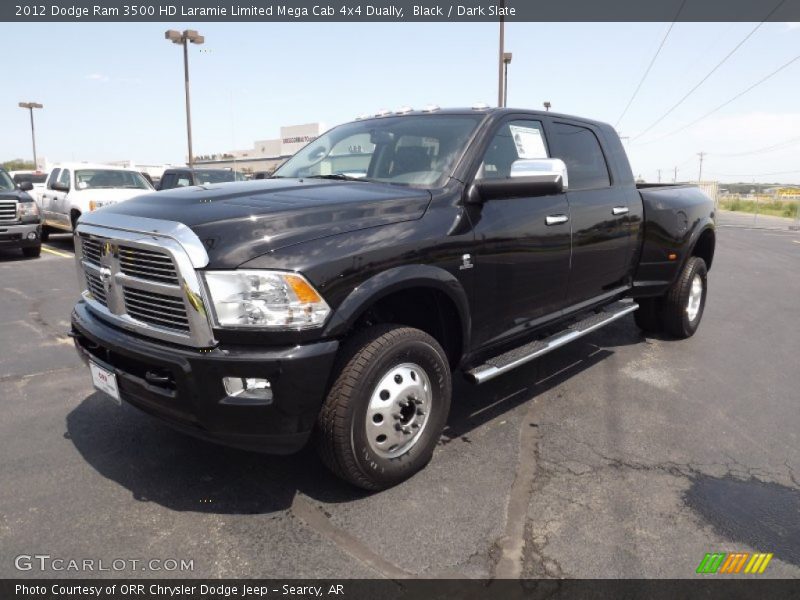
1,219,798,579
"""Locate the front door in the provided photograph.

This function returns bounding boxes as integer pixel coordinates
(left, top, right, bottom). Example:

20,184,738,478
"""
467,118,572,350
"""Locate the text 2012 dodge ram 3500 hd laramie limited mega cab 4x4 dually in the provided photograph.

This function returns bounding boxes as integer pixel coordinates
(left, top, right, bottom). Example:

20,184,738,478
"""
70,108,715,490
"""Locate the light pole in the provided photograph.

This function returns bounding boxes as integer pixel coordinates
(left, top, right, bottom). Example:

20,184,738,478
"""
165,29,204,168
502,52,512,107
497,0,505,107
18,102,43,168
543,101,551,112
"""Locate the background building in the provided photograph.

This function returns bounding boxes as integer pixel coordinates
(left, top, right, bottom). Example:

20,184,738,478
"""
194,122,324,174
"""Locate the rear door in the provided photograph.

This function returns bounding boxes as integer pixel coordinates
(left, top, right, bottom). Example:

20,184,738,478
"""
53,168,71,228
468,117,572,349
548,121,631,305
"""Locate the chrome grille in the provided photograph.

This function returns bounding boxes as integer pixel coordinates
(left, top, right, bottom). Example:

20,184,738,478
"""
119,246,179,285
80,235,102,266
123,288,190,332
0,201,17,223
85,272,108,306
74,215,215,348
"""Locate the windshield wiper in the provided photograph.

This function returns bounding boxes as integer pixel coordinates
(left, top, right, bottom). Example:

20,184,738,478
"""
306,174,369,182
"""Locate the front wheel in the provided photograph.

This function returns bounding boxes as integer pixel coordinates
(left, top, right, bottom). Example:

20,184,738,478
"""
317,325,452,490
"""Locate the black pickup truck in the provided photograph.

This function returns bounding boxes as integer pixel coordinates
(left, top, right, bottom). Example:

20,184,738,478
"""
70,108,714,490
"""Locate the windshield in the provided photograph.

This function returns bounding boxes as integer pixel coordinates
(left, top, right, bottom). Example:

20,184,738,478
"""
195,170,245,184
274,115,483,188
13,173,47,184
0,171,15,191
75,169,152,190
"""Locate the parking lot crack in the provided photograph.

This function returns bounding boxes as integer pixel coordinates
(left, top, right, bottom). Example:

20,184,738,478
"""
491,404,541,579
290,494,413,579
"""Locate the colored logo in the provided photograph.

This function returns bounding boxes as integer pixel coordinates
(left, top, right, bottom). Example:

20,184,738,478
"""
696,552,773,574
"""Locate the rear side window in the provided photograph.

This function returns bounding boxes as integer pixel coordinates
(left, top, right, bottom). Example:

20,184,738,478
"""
551,123,610,190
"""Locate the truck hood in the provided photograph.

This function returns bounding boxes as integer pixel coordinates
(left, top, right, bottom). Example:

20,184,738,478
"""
0,189,33,202
98,179,432,267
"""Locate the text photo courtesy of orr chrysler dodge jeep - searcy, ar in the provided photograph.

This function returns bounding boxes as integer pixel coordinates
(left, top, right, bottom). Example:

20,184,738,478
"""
69,107,715,490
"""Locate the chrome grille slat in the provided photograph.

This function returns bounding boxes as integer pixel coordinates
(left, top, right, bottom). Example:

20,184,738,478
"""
122,288,190,332
0,201,17,222
122,287,185,306
85,272,108,306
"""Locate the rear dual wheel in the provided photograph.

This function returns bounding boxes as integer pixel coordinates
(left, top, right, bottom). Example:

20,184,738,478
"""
634,256,708,339
317,325,451,491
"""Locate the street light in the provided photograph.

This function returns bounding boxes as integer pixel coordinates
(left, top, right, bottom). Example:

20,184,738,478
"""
165,29,204,168
543,101,551,112
502,52,513,107
18,102,43,169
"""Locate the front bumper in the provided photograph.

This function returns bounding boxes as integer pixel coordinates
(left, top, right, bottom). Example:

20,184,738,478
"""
0,222,41,248
70,301,339,454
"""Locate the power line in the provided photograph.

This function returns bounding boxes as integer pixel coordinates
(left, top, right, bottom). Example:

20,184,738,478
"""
631,0,786,141
710,135,800,157
706,169,800,178
639,52,800,143
614,2,686,128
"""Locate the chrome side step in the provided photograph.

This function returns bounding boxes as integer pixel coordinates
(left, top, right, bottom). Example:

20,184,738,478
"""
465,300,639,384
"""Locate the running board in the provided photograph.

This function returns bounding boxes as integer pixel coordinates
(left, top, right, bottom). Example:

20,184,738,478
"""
465,301,639,384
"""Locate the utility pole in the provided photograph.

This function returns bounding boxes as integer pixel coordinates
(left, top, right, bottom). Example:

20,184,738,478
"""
18,102,43,168
165,29,205,168
697,152,705,183
657,169,662,183
673,166,678,183
497,0,505,107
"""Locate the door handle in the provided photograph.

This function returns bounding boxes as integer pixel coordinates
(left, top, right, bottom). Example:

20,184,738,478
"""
612,206,629,215
545,214,569,226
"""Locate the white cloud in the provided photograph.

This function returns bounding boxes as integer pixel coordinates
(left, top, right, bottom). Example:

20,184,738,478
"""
785,22,800,30
85,73,110,82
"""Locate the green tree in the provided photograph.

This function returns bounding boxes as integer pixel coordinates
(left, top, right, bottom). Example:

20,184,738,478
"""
1,159,35,171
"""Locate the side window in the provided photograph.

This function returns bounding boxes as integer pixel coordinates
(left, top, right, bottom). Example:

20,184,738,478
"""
176,175,191,187
46,169,60,189
551,123,610,190
159,174,175,189
478,120,548,180
58,169,71,190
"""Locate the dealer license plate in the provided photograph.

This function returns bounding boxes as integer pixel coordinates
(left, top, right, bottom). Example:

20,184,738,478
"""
89,361,121,405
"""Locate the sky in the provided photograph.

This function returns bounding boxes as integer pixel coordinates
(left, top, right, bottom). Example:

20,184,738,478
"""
2,21,800,183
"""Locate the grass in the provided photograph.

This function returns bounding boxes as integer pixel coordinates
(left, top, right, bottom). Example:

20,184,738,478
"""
720,197,799,219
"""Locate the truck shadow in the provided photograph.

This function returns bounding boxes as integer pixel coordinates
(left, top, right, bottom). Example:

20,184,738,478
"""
65,319,644,515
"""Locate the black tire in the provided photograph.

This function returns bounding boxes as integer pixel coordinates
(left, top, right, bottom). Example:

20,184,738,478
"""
633,297,663,333
22,245,41,258
662,256,708,339
317,325,452,491
40,227,50,242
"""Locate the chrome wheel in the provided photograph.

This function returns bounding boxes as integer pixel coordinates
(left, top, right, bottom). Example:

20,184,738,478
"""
686,274,703,322
365,362,432,459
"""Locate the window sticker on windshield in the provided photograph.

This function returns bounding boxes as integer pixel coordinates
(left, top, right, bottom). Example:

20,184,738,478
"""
509,125,547,159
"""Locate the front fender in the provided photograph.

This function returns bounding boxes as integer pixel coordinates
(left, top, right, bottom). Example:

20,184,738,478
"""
322,264,471,350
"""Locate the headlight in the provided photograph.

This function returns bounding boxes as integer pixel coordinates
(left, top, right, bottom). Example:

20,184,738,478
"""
89,200,111,211
204,270,331,329
18,202,39,218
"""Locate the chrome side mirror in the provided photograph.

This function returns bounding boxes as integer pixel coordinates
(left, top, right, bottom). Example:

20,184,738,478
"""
509,158,569,192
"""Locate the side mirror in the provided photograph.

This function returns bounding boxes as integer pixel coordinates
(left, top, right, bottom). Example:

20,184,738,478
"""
18,181,34,192
51,181,70,192
469,158,569,203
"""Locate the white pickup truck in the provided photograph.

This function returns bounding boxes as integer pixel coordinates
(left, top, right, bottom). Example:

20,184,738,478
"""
40,163,154,240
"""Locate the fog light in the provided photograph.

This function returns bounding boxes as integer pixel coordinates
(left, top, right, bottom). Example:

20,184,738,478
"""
27,232,37,240
222,377,273,402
